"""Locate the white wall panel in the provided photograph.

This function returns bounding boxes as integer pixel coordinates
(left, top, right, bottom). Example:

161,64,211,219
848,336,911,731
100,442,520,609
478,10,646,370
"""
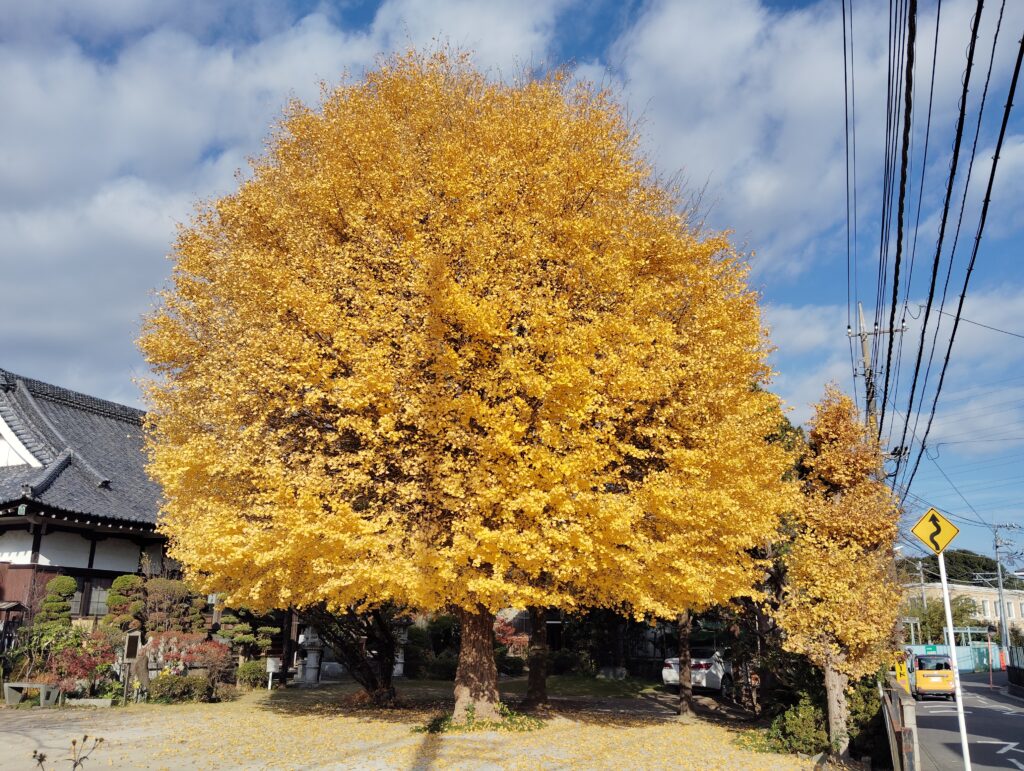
38,531,91,568
93,538,141,573
0,530,33,564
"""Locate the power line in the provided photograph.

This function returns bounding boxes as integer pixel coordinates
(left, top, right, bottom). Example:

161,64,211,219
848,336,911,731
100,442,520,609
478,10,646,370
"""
879,0,918,440
886,1,940,452
900,0,1009,488
936,308,1024,340
904,29,1024,495
894,0,985,484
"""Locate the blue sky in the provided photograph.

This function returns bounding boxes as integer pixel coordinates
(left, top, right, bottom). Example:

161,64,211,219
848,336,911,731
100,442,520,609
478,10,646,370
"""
1,0,1021,559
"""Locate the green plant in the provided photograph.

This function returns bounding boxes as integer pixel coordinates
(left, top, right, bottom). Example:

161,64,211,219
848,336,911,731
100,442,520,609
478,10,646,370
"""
765,693,830,755
495,647,525,676
218,609,277,659
214,682,240,701
103,575,146,632
427,650,459,681
236,659,267,688
847,677,887,764
404,626,430,678
145,578,205,633
148,673,208,703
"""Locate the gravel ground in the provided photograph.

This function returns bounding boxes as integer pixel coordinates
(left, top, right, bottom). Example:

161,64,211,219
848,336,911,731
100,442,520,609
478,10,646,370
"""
0,687,811,770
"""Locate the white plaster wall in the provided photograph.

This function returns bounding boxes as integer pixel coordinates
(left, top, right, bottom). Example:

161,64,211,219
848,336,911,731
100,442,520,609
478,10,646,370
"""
38,531,91,568
93,539,141,573
0,415,41,467
0,530,33,564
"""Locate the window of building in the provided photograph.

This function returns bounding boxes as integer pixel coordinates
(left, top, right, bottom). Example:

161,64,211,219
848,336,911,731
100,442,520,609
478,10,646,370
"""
68,578,85,616
86,578,113,616
982,599,990,616
1008,603,1016,620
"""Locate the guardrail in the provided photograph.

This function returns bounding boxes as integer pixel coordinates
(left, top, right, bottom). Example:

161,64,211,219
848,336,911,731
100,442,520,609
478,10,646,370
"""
880,673,921,771
1009,646,1024,690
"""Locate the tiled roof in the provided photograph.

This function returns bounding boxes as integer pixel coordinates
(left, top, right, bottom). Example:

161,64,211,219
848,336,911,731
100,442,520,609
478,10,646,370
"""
0,368,159,526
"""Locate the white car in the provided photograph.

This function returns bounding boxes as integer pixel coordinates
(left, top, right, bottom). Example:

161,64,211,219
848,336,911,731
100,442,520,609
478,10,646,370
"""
662,648,733,696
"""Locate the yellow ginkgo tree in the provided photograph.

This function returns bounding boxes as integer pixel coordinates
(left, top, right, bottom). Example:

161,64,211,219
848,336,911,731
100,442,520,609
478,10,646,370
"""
775,387,902,755
140,50,794,720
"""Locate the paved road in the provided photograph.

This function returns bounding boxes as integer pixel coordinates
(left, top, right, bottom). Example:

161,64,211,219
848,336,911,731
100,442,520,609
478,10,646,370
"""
915,670,1024,770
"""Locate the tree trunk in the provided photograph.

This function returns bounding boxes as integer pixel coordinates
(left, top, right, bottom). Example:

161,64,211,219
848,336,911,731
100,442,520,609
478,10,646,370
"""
823,655,850,758
677,611,693,717
453,605,501,722
524,606,549,708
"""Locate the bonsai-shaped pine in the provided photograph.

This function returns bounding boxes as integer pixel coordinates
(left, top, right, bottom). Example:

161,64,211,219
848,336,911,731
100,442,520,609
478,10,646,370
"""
102,575,147,633
141,50,795,722
24,576,80,676
144,578,205,633
36,575,77,627
217,608,277,661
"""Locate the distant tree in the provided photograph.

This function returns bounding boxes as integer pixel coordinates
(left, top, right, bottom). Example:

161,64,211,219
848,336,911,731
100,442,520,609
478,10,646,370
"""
906,550,1024,591
776,387,902,758
918,596,979,644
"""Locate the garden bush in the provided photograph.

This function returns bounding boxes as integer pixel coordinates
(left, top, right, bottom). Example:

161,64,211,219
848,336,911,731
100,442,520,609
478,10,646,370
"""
236,659,267,688
549,647,593,676
498,654,525,677
403,626,430,678
149,673,208,703
766,693,830,755
427,650,459,681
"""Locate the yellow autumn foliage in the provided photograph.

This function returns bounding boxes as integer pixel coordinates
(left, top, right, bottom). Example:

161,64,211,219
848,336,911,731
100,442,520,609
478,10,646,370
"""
140,51,794,619
776,387,902,679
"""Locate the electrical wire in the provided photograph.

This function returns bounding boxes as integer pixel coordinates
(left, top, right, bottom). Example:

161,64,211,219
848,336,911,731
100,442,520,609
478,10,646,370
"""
879,0,917,440
900,0,1009,488
894,0,986,484
903,29,1024,495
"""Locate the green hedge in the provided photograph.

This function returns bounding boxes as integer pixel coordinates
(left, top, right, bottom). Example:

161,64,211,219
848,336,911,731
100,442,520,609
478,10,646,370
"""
149,673,208,703
236,660,267,688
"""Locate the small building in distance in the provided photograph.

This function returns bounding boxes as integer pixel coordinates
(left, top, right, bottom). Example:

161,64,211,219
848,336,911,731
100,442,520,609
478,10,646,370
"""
0,367,164,638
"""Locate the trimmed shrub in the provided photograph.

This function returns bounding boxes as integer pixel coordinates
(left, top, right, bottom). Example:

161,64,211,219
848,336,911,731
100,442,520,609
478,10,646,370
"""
497,653,525,677
149,673,208,703
103,575,146,631
236,659,267,688
403,626,430,678
37,576,78,626
427,650,459,681
766,694,830,755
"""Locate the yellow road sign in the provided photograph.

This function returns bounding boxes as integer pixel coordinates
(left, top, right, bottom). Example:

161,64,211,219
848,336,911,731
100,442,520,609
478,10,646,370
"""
911,507,960,554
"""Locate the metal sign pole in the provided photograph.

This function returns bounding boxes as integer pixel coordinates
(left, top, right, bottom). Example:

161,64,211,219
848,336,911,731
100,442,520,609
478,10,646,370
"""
938,550,972,771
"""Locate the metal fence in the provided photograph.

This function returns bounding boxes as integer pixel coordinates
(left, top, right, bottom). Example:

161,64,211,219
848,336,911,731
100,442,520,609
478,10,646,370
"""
880,674,921,771
1009,646,1024,687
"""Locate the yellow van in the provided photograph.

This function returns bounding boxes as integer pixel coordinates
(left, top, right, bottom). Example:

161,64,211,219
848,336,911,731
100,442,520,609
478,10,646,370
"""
909,654,955,701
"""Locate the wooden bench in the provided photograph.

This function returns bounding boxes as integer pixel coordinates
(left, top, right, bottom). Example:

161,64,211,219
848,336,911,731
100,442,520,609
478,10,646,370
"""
3,682,61,707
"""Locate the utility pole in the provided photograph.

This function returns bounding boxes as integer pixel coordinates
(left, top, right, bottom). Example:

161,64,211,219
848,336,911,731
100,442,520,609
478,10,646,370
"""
848,302,908,433
992,523,1022,656
918,560,929,642
995,533,1010,658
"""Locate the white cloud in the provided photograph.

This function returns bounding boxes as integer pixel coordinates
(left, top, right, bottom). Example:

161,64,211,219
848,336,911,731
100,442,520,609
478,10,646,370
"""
0,1,567,402
593,0,1024,277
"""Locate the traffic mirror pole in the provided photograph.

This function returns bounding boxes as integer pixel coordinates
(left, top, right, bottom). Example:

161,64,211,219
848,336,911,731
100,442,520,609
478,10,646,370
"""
938,550,972,771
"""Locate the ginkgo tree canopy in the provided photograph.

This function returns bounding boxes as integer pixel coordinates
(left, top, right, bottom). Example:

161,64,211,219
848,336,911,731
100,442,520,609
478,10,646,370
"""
141,51,794,620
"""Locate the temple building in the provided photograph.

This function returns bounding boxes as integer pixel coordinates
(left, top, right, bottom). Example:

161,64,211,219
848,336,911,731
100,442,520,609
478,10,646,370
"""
0,367,163,635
